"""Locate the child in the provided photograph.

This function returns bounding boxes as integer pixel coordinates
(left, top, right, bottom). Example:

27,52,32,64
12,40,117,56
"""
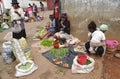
85,21,108,57
39,15,55,39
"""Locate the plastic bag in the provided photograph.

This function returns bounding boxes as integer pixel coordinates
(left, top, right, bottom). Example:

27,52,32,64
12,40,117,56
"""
19,37,32,60
71,56,95,73
1,22,9,29
11,24,21,33
106,40,119,46
15,60,38,77
19,37,29,50
2,41,16,64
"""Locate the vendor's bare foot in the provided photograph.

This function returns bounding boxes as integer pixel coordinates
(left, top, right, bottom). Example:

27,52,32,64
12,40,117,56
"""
38,36,43,40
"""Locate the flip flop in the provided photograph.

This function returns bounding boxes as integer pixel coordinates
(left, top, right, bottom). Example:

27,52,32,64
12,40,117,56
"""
115,53,120,58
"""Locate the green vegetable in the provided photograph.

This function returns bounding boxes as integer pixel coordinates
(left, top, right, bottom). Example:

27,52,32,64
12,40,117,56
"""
38,29,47,36
40,39,54,47
86,59,91,65
18,62,32,70
50,48,69,59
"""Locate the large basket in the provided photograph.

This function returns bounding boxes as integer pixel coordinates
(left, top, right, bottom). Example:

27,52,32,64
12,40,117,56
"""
106,46,118,53
117,45,120,51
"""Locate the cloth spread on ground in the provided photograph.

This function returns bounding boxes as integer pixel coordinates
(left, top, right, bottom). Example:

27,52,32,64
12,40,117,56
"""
42,46,83,69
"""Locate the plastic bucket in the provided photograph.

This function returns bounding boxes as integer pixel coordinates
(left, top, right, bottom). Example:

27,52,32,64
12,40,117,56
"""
53,41,59,49
78,55,87,65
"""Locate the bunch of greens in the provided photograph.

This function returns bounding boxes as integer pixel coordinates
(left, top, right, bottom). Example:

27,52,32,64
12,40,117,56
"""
50,48,69,59
18,62,32,70
40,39,54,47
86,59,91,65
38,29,47,36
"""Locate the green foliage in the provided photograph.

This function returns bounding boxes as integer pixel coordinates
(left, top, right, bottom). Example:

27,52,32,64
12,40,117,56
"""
50,48,69,59
86,59,91,65
40,39,54,47
38,29,47,36
18,62,32,70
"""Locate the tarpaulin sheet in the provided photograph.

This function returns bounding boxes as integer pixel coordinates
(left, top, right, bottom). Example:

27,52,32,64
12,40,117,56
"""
42,47,82,69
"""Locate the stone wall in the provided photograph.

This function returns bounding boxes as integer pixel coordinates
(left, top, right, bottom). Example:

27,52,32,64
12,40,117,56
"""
61,0,120,41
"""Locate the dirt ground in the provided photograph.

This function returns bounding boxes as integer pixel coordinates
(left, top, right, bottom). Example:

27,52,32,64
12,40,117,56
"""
0,10,119,79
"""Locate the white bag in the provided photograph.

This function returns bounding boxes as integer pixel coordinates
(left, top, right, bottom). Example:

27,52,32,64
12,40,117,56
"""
15,60,38,77
71,56,95,73
1,22,9,29
2,41,15,64
12,24,22,33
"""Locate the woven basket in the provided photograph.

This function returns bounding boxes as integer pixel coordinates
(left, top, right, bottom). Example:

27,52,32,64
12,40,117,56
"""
117,45,120,51
106,46,117,52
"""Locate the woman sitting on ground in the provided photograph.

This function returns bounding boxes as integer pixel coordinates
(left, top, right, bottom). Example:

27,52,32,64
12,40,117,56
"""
54,31,80,47
60,15,70,34
85,21,108,57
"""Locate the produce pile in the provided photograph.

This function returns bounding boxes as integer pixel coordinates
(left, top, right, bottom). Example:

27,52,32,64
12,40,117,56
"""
86,59,91,65
18,62,32,70
38,29,47,36
50,48,69,59
40,39,54,47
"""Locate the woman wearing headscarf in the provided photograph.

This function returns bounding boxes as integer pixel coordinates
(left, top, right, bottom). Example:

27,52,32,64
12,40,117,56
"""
10,0,26,39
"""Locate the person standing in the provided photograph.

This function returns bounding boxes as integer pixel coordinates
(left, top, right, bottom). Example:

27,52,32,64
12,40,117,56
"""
32,3,38,18
39,1,44,11
0,0,4,23
0,0,4,16
26,4,33,19
10,0,26,39
53,0,61,33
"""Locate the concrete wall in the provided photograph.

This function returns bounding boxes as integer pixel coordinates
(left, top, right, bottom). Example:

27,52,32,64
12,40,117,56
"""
61,0,120,41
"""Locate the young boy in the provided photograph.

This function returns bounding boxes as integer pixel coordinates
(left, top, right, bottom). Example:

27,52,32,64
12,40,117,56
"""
85,21,108,57
39,15,55,39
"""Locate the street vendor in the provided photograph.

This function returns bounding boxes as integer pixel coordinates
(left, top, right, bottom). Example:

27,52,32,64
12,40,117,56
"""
54,31,80,47
60,14,70,34
10,0,26,39
85,21,108,57
39,14,55,39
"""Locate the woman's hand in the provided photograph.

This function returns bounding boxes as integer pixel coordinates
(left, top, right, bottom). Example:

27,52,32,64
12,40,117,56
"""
61,21,65,28
61,21,63,25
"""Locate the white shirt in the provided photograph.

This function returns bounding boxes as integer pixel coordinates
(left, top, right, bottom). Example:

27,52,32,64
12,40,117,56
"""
10,7,24,21
55,31,80,44
90,30,105,43
88,28,100,37
0,2,4,15
50,19,55,28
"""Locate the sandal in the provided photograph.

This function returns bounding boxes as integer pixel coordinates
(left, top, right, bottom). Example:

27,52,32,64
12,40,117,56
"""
63,63,69,68
115,53,120,58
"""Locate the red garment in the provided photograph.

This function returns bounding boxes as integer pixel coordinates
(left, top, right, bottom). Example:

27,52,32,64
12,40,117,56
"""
55,3,59,19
